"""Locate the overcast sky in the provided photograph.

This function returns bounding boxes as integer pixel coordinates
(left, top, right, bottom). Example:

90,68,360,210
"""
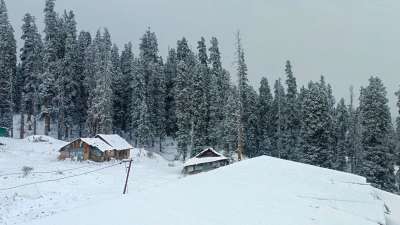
6,0,400,116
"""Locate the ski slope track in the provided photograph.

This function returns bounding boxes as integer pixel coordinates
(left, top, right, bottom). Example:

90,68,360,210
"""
1,136,400,225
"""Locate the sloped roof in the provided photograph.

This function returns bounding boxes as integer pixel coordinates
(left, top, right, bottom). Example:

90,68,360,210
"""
81,138,114,152
95,134,133,150
183,148,228,167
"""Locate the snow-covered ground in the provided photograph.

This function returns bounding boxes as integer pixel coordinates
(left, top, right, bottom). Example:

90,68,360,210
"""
0,136,182,225
1,136,400,225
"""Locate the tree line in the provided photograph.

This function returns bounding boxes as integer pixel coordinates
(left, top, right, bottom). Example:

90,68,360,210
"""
0,0,399,192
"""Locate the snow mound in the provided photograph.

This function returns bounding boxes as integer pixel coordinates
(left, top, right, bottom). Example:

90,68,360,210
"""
28,156,388,225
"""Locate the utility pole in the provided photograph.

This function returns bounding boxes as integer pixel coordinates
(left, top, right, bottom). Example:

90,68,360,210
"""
123,158,133,194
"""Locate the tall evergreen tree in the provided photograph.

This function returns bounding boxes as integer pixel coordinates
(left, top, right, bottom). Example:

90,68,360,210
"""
119,42,134,135
56,10,78,139
20,13,43,137
208,37,230,150
86,29,113,135
334,98,349,171
137,29,165,149
192,37,211,155
164,48,178,137
40,0,59,135
235,31,248,160
175,37,196,160
299,80,334,168
0,0,16,135
257,77,273,156
271,79,286,158
284,60,300,160
359,77,396,191
221,86,239,158
76,31,91,136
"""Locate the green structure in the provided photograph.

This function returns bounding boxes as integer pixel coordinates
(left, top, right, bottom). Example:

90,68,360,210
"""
0,127,9,137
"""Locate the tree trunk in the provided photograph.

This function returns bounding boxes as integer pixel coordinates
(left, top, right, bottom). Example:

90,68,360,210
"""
20,112,24,139
44,113,50,136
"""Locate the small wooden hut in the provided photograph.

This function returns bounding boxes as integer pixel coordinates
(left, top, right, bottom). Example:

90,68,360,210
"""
59,134,133,162
182,148,229,174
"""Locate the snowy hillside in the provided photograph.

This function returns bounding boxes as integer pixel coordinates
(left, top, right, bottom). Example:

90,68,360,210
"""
0,136,181,225
19,155,400,225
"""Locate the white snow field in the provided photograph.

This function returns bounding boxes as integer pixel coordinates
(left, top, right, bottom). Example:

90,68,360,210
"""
0,136,181,225
1,136,400,225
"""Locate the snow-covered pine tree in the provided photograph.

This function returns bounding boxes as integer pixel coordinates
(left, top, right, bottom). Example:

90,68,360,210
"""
175,37,196,160
137,29,166,150
76,31,91,136
271,79,286,158
346,86,362,173
164,48,178,137
395,88,400,166
257,77,273,156
299,80,334,168
110,44,124,134
243,85,259,157
191,37,211,155
119,42,134,135
57,10,78,139
221,85,239,158
86,29,113,136
235,31,249,161
359,77,396,191
40,0,59,135
284,60,300,160
20,13,43,137
0,0,16,135
208,37,231,150
334,98,349,171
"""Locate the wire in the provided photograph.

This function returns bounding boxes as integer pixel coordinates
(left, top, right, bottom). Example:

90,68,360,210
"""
0,162,123,191
0,164,96,177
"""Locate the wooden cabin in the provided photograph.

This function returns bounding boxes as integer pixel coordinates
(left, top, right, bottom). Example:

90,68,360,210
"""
182,148,229,174
59,134,133,162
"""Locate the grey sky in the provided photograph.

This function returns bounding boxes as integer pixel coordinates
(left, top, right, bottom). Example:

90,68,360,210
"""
6,0,400,116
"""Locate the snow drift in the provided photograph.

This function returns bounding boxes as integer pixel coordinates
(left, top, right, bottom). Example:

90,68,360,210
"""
27,156,390,225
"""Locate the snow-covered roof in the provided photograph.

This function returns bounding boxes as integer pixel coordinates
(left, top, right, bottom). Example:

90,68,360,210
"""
183,148,228,167
95,134,133,150
81,138,114,152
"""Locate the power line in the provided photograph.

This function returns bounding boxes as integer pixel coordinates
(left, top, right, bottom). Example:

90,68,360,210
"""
0,162,123,191
0,164,96,177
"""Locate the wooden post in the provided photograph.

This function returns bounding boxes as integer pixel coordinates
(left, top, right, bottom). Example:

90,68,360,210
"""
123,159,133,194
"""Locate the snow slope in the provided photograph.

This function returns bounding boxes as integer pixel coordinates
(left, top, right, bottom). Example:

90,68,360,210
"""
0,137,181,225
26,156,396,225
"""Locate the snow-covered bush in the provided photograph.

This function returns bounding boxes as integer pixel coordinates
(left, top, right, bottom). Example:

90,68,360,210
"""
22,166,33,177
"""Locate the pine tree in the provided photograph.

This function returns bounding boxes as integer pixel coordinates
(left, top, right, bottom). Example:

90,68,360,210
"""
208,37,230,150
86,29,113,135
175,37,196,160
0,0,16,135
221,86,239,158
57,10,78,139
257,77,273,156
76,31,91,136
119,42,134,135
299,80,334,168
20,13,43,137
40,0,59,135
284,60,300,160
192,37,211,155
359,77,396,191
110,44,124,134
164,48,178,137
271,79,286,158
235,31,248,160
137,29,165,150
334,98,349,171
